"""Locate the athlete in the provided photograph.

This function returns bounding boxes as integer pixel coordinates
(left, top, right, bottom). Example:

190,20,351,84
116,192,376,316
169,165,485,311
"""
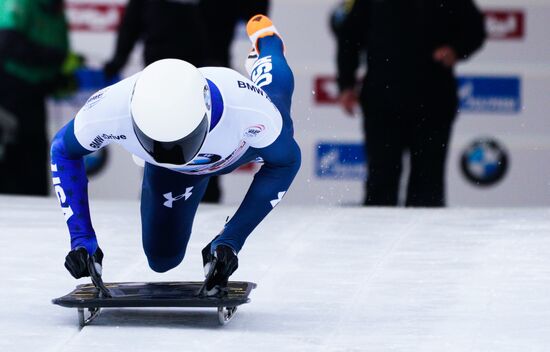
51,15,301,296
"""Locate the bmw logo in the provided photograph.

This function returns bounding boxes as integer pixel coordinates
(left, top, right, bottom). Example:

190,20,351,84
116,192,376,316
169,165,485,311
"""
460,138,508,186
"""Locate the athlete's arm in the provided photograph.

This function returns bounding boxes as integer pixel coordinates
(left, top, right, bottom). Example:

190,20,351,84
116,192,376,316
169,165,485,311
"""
50,119,98,254
51,74,137,255
213,131,301,252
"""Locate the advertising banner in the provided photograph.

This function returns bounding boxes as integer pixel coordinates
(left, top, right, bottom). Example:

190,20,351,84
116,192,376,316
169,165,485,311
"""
457,76,521,114
484,10,524,40
316,143,366,180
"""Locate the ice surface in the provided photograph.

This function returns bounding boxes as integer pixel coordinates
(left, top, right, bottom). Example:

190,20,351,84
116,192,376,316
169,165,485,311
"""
1,195,549,351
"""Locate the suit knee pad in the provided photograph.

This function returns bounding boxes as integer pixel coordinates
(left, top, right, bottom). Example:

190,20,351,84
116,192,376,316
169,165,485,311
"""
146,252,185,273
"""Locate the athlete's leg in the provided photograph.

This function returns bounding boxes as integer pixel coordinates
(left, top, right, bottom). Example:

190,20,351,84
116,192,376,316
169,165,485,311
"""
141,163,208,272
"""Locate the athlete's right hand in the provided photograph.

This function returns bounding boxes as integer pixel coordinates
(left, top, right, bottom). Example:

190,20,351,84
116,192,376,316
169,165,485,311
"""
64,246,104,279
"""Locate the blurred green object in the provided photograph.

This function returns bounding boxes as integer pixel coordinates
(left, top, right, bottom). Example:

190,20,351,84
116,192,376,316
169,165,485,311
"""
61,52,84,76
0,0,69,85
52,52,85,99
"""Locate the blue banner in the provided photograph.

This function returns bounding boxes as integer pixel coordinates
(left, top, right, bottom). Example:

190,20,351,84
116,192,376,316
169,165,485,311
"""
316,143,366,180
458,76,521,114
457,76,521,114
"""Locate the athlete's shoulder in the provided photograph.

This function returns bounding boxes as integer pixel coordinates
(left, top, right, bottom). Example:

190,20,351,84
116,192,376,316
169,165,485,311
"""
199,67,282,149
76,73,139,124
72,73,139,150
199,66,270,107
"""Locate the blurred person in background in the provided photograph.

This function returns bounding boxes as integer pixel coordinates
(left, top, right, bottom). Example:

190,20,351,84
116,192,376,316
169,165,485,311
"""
200,0,269,67
104,0,215,200
104,0,217,203
332,0,486,206
103,0,205,77
0,0,69,196
104,0,269,203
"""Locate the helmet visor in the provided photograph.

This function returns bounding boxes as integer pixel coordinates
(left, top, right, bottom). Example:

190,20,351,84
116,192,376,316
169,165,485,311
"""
133,113,209,165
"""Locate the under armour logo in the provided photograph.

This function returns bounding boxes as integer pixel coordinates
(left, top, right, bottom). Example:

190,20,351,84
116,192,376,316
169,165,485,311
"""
270,191,286,208
163,187,193,208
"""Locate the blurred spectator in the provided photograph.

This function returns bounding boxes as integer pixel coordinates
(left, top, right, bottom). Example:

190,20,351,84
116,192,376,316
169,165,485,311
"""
103,0,205,77
104,0,269,203
103,0,212,200
0,0,69,196
333,0,486,206
200,0,269,66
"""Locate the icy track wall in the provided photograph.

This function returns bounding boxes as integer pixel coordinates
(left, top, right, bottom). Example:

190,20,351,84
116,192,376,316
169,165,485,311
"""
48,0,550,206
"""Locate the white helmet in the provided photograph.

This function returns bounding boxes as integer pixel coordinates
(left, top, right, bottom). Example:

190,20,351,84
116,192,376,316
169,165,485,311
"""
131,59,211,165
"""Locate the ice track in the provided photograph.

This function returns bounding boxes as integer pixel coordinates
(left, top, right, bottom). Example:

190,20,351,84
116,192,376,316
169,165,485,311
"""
1,195,549,351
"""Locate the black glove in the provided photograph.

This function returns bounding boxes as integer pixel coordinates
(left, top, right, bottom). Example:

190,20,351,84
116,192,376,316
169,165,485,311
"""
64,246,104,279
